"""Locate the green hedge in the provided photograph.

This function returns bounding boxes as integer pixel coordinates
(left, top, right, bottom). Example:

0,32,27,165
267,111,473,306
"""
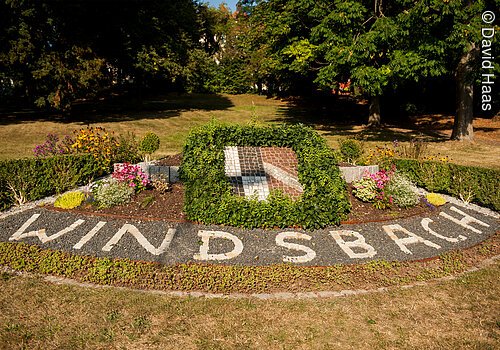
0,154,102,211
180,122,351,229
391,159,500,211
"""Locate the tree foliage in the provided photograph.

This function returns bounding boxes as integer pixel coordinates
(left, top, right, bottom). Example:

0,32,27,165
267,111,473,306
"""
242,0,499,134
1,0,498,140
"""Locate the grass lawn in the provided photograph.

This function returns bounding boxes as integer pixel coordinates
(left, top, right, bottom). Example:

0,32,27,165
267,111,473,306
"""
1,262,499,349
0,93,499,349
1,93,499,169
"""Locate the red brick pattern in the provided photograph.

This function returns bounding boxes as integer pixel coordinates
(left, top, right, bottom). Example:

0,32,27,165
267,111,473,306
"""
261,147,299,177
261,147,302,200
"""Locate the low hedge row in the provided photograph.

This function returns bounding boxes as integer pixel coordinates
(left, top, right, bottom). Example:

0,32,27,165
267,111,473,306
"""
0,154,102,211
180,122,351,229
391,159,500,211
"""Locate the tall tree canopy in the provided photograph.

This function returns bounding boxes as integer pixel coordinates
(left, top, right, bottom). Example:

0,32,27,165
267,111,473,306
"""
1,0,498,140
0,0,206,110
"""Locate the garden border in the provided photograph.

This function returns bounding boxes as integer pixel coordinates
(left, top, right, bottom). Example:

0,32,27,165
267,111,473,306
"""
3,253,497,300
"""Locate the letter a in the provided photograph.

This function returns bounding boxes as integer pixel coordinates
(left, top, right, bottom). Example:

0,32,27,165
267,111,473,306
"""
330,230,377,259
383,224,441,255
193,230,243,261
275,232,316,263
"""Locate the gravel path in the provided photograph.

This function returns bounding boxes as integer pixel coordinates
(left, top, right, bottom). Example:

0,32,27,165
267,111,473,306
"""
0,192,497,266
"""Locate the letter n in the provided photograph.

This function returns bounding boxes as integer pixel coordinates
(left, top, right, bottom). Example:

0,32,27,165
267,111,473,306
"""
102,224,176,256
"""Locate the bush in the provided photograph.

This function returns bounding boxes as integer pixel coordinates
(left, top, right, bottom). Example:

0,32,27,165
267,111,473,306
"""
180,122,350,229
390,159,500,211
115,132,142,165
139,132,160,161
54,191,85,209
352,177,378,202
339,138,363,164
386,173,420,208
0,154,101,211
92,178,134,209
425,193,446,206
112,163,150,193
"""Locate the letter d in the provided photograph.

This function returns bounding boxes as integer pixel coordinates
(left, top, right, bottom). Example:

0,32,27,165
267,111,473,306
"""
482,60,494,69
482,28,495,39
194,230,244,261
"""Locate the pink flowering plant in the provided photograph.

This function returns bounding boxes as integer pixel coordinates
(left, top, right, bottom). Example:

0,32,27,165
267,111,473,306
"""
112,162,150,192
352,167,395,209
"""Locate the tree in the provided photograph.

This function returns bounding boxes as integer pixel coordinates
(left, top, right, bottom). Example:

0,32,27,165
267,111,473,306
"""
0,1,105,110
313,0,447,127
0,0,205,110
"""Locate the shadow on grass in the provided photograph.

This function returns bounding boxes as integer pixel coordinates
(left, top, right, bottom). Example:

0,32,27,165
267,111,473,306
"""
0,93,234,126
272,95,450,143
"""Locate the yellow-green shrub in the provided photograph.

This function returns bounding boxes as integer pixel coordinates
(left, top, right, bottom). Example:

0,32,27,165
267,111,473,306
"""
54,191,85,209
425,193,446,206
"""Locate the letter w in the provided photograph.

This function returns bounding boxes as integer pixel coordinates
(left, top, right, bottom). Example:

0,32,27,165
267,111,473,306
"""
10,213,84,243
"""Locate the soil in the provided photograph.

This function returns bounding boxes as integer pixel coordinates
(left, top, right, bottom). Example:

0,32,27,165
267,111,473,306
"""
156,154,182,166
60,183,186,222
345,184,437,223
51,180,437,225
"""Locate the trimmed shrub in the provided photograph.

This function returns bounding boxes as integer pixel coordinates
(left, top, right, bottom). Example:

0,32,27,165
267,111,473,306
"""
54,191,85,209
0,154,101,211
139,132,160,159
92,178,134,209
180,122,350,229
339,138,363,164
390,159,500,211
386,173,420,208
425,193,447,206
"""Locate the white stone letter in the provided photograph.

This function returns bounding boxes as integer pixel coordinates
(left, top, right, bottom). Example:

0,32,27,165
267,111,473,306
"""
329,230,377,259
440,207,490,234
275,232,316,263
383,224,441,255
9,214,41,241
193,230,243,261
73,221,107,249
102,224,176,255
10,213,85,243
421,218,466,243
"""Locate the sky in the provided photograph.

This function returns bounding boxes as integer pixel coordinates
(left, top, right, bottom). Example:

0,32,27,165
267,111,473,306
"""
206,0,239,11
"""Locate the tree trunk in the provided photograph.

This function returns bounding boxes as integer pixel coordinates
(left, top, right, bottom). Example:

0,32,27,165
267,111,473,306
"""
368,95,381,127
451,43,476,140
